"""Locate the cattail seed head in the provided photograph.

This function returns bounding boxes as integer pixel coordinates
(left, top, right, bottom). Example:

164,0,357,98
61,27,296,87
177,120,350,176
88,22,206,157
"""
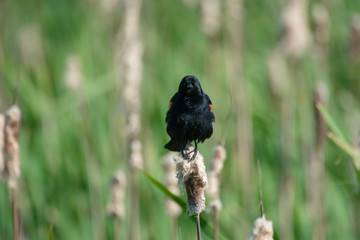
107,170,127,219
4,105,22,190
162,152,182,217
206,144,226,211
200,0,220,37
0,114,4,176
209,144,226,173
64,54,83,91
129,139,143,170
281,0,311,58
174,145,207,216
248,215,274,240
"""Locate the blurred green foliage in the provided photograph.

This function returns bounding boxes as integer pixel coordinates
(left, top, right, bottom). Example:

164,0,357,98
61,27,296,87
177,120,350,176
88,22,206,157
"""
1,0,360,239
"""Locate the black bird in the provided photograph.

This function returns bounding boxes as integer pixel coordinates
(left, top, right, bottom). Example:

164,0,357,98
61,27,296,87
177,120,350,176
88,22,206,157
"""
164,75,215,159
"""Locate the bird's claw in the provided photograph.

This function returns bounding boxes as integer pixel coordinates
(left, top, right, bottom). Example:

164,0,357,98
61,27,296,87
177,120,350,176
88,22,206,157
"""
187,148,198,161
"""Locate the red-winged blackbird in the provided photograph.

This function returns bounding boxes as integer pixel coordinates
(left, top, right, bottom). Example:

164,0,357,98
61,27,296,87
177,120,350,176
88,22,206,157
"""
164,75,215,158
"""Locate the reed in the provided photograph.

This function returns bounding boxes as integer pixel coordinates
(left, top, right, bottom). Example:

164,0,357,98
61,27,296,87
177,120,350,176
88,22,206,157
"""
206,143,226,240
116,0,143,239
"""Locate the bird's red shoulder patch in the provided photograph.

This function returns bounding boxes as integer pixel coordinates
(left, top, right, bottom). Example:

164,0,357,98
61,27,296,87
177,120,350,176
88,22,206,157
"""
209,104,212,111
169,101,173,108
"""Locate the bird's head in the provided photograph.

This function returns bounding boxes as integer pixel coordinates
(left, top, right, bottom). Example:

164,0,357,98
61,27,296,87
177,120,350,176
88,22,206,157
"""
179,75,203,96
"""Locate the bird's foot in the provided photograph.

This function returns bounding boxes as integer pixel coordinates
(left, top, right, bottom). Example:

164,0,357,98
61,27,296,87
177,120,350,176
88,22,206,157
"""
180,144,198,161
189,148,198,161
186,146,198,161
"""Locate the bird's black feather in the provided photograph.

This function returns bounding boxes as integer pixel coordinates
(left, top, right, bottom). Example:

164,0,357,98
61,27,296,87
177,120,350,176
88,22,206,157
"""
164,75,215,155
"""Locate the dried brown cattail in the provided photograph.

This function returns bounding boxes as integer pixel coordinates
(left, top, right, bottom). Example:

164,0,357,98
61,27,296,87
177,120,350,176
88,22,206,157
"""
206,143,226,211
107,170,127,219
281,0,311,58
162,152,182,217
248,216,274,240
64,54,83,91
349,14,360,61
0,114,4,176
200,0,220,37
174,145,208,216
4,105,22,190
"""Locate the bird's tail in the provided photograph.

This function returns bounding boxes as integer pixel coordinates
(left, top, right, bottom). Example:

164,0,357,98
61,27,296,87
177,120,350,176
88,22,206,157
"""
164,139,182,151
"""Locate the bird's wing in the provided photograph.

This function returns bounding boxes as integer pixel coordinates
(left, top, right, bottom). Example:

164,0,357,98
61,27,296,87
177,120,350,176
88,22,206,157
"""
204,93,212,111
165,92,179,123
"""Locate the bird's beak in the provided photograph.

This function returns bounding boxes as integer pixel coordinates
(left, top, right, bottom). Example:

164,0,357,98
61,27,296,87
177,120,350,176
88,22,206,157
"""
187,83,193,89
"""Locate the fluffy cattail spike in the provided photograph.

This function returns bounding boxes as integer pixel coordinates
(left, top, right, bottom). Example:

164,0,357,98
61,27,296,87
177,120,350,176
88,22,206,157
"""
206,143,226,211
248,215,274,240
4,105,22,190
174,145,208,216
107,170,127,219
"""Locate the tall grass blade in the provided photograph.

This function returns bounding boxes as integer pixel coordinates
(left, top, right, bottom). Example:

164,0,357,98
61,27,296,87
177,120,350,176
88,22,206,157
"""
316,104,345,140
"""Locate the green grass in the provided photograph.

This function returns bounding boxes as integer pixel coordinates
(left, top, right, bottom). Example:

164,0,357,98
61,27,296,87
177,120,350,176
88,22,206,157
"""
1,0,360,239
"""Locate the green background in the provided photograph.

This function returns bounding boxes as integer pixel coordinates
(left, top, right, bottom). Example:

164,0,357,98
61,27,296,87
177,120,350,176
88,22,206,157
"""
1,0,360,239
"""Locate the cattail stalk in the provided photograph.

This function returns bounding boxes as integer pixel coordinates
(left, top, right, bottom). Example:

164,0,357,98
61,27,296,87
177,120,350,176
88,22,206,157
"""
174,145,208,240
276,1,312,239
225,0,254,212
196,213,201,240
268,47,295,240
3,105,22,240
115,0,143,239
206,143,226,240
306,83,328,240
247,159,274,240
